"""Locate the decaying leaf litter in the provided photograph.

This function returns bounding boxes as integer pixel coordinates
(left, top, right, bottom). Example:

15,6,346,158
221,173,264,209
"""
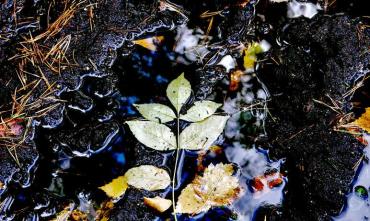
0,0,370,220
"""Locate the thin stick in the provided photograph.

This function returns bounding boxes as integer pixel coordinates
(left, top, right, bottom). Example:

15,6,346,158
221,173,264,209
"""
172,112,180,221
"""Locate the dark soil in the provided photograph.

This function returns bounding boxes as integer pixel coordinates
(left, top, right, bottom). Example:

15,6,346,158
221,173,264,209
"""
258,15,370,220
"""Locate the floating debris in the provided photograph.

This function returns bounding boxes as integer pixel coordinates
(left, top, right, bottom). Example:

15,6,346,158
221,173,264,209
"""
225,146,286,221
287,0,321,19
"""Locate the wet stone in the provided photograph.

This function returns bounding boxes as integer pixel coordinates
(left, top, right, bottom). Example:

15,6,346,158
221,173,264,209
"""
48,122,119,157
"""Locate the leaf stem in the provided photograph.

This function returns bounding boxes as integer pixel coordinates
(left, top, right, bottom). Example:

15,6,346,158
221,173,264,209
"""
172,113,180,221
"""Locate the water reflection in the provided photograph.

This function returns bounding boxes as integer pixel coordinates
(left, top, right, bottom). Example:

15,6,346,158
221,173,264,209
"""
225,145,286,221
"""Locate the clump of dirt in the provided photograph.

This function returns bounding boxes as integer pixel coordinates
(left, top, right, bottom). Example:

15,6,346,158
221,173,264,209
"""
258,15,370,220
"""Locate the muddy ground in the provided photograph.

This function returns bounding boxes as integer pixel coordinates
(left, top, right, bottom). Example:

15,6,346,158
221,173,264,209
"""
1,0,370,220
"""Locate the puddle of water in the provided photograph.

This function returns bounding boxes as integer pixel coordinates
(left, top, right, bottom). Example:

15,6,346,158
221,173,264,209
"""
0,2,289,220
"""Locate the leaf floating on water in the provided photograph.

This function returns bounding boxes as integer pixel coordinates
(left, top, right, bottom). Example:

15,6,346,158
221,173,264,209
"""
144,196,172,213
175,163,241,214
134,103,176,123
125,165,171,191
180,115,229,150
51,203,75,221
99,166,170,198
243,41,270,71
126,120,176,151
180,101,222,122
243,42,262,71
166,73,191,113
351,107,370,133
132,36,164,51
99,176,128,198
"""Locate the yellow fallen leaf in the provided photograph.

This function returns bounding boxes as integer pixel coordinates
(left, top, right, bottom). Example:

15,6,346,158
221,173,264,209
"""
175,163,241,214
133,36,164,51
99,176,128,198
352,107,370,133
243,42,263,70
144,196,172,213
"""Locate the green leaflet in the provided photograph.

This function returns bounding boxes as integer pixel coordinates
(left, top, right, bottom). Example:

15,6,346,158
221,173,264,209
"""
134,103,176,123
99,165,171,198
125,165,171,191
126,121,176,151
180,115,229,150
180,101,222,122
166,73,191,114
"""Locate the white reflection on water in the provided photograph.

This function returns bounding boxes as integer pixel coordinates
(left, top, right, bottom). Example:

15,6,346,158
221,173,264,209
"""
225,144,286,220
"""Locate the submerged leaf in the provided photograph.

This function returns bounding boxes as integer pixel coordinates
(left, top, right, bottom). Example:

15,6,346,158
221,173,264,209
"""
144,196,172,213
180,115,229,150
134,103,176,123
352,107,370,133
125,165,171,191
166,73,191,113
99,176,128,198
126,120,176,151
180,101,222,122
176,163,241,214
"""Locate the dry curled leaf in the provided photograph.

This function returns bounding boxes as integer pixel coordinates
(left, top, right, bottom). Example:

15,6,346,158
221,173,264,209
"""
166,73,191,114
351,107,370,133
125,165,171,191
144,196,172,213
175,163,241,214
126,120,176,151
